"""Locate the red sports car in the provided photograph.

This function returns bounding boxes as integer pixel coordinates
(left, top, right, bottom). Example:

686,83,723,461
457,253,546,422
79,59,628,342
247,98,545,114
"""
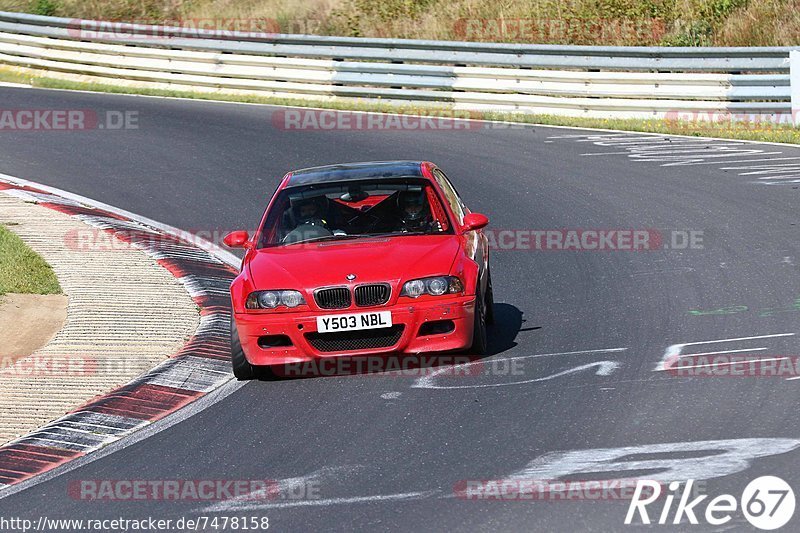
223,161,493,379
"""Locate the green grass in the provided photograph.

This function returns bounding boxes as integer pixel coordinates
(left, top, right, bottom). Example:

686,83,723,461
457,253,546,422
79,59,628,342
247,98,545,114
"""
1,0,798,46
2,65,798,144
0,225,61,296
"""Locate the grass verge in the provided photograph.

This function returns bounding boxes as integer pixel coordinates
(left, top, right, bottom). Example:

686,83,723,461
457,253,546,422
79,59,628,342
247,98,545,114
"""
1,65,799,145
0,224,61,296
2,0,799,47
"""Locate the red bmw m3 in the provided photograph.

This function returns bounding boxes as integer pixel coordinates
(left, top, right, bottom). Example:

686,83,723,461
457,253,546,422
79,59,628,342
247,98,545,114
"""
223,161,493,379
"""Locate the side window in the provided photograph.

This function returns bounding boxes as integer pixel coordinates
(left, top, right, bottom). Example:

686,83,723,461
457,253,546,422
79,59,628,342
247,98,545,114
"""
433,169,465,224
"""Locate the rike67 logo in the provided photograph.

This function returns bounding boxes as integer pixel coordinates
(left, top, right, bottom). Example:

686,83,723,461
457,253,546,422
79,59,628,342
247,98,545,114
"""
626,476,795,530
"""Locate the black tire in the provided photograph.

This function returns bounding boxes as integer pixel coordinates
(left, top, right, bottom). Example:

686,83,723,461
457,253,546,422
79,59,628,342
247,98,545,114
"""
231,321,257,380
485,269,495,326
470,289,488,356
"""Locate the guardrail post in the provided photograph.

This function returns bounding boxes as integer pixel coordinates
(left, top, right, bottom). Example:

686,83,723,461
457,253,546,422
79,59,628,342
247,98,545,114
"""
792,50,800,127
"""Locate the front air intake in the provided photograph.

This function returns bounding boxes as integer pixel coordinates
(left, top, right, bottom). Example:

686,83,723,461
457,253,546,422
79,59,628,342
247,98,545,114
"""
354,284,390,307
314,287,351,309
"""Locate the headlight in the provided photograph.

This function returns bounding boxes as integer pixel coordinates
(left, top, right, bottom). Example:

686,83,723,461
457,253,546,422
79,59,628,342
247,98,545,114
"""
280,290,304,308
403,279,426,298
427,277,448,295
401,276,463,298
247,290,306,309
258,292,280,308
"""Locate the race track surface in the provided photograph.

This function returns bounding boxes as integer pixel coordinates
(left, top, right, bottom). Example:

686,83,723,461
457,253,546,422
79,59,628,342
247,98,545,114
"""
2,87,800,531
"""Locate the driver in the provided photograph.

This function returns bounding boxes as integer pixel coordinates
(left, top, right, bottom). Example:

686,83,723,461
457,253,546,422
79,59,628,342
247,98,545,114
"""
284,196,347,243
397,190,433,232
292,197,328,229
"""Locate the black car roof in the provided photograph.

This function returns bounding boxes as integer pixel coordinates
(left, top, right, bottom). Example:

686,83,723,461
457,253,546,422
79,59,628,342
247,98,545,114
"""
286,161,426,188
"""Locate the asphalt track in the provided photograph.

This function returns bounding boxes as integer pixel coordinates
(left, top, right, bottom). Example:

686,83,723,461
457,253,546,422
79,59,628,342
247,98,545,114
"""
2,86,800,531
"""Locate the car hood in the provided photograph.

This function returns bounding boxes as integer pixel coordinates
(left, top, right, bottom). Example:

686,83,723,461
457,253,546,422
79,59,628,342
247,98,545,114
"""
247,235,461,289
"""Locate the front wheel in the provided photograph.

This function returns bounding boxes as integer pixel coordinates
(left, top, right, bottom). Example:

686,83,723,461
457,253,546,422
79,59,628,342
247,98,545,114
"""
231,320,257,380
470,290,488,356
485,269,495,325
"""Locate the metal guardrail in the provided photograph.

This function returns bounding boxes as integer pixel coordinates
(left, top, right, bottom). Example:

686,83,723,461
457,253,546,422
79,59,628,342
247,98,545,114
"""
0,11,795,120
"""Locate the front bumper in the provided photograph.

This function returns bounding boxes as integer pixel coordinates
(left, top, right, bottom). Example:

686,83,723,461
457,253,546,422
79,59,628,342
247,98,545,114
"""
234,295,476,366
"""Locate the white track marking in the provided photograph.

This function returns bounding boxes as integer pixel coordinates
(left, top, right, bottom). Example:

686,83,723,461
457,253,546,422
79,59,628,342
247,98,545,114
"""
200,490,436,512
199,466,365,513
581,142,738,156
422,361,619,390
494,348,627,359
654,333,795,372
588,138,711,146
677,347,769,358
762,178,800,184
580,151,639,156
549,132,800,183
643,151,781,164
413,348,626,390
629,144,749,153
721,161,800,169
481,439,800,499
216,491,437,511
381,392,402,400
737,167,800,176
684,157,800,167
540,131,796,149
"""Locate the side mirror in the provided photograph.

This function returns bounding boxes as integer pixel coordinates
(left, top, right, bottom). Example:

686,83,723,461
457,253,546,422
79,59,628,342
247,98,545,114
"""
223,230,251,248
462,213,489,232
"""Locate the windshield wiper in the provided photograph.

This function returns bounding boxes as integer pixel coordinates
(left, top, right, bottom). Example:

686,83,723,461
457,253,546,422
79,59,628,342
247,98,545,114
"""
283,234,362,246
284,231,430,246
368,231,429,237
325,231,431,240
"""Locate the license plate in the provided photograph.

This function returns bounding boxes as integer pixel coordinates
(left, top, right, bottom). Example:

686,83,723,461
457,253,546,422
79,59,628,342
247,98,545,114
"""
316,311,392,333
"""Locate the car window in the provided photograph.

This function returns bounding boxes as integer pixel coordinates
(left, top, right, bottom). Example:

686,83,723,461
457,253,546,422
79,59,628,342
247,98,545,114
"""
256,179,454,247
433,169,465,224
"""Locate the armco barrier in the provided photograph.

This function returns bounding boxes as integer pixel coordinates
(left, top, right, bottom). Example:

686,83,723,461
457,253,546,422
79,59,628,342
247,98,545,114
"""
0,11,796,121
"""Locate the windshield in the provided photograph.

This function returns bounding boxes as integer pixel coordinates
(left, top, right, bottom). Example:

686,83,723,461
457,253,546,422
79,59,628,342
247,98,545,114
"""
257,178,453,247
